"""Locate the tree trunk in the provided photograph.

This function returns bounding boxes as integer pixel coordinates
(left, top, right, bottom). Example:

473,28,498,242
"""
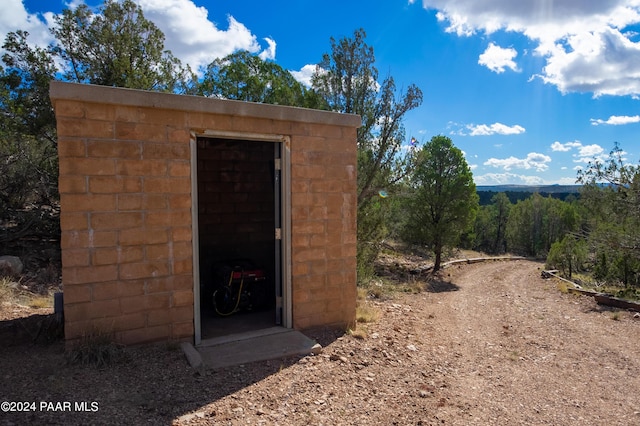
434,246,442,272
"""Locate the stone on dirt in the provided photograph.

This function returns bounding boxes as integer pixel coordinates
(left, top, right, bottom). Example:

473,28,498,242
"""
0,255,23,276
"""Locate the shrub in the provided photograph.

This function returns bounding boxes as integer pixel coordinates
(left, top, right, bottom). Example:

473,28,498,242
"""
65,328,124,368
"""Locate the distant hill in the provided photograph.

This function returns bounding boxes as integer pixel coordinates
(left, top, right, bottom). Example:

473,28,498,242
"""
476,184,581,194
476,185,581,205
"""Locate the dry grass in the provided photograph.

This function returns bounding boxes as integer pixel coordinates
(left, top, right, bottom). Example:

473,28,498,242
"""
359,276,427,302
28,295,53,309
0,275,54,309
346,326,368,340
356,287,369,300
0,276,19,305
0,276,11,294
349,284,385,339
556,280,571,294
356,301,381,324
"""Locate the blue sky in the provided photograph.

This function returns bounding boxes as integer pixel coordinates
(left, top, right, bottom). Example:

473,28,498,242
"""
4,0,640,185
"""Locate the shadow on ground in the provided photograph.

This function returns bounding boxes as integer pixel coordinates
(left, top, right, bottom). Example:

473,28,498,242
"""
425,277,460,293
0,313,63,346
0,321,343,425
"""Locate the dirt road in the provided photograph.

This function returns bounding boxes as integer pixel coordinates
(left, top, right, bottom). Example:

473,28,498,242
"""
2,259,639,425
421,260,640,425
176,259,640,425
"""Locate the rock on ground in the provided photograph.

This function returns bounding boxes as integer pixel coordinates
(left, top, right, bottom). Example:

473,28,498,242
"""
0,255,23,276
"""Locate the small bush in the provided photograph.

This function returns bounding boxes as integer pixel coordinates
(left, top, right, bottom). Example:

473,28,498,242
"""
356,301,381,324
614,287,640,301
0,276,17,304
66,328,124,368
28,295,52,309
402,276,425,294
347,327,368,340
556,281,570,294
359,276,423,301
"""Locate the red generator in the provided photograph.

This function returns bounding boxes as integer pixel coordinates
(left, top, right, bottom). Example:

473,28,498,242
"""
209,259,269,316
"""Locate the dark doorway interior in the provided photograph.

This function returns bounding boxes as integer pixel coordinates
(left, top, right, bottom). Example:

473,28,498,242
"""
197,138,279,339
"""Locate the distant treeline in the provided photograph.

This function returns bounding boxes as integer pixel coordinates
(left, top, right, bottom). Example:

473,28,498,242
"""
477,191,579,205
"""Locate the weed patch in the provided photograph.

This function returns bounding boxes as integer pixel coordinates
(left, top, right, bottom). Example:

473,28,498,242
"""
356,302,381,324
0,276,18,304
556,281,570,294
66,328,124,368
1,275,54,309
347,326,368,340
28,295,52,309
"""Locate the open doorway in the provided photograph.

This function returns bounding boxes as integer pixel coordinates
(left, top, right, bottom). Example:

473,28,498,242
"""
194,137,284,342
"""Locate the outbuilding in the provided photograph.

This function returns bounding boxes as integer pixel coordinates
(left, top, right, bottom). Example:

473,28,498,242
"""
50,81,359,346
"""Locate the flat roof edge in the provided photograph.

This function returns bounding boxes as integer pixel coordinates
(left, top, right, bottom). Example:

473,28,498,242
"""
49,81,362,128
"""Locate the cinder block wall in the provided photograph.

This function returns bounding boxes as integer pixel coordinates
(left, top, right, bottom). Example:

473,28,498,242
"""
51,81,359,345
289,134,358,329
197,139,275,278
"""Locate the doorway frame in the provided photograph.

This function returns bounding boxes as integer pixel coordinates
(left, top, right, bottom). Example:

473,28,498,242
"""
190,130,292,346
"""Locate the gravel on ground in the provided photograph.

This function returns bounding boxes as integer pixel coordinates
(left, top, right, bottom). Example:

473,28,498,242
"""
1,259,639,425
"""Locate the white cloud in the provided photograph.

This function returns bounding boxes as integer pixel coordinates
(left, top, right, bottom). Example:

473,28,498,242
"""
569,143,607,164
551,140,582,151
65,0,85,9
2,0,273,75
590,114,640,125
467,122,526,136
258,37,276,61
478,42,520,73
537,27,640,97
1,0,54,52
484,152,551,171
417,0,640,97
474,172,545,185
134,0,267,73
556,176,579,185
576,144,605,160
551,141,570,152
290,64,318,87
483,173,576,185
547,140,606,163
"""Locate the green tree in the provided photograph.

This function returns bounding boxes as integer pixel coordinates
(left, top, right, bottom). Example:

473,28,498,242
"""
1,30,57,144
473,192,511,254
545,197,579,251
546,234,587,278
491,192,511,254
506,195,541,256
311,28,422,281
472,205,494,253
51,0,195,92
3,0,201,244
403,135,478,271
1,31,59,239
578,143,640,286
505,194,579,257
199,51,326,108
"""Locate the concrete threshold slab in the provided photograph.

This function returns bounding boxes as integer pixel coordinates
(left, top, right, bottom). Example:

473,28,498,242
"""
182,327,322,370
